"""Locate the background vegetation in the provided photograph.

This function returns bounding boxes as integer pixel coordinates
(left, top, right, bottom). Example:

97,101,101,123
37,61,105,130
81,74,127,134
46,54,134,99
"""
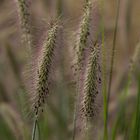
0,0,140,140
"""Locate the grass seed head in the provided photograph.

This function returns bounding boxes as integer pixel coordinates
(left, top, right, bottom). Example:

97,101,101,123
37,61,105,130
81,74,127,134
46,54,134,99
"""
16,0,33,50
76,1,92,71
33,20,60,117
81,42,101,123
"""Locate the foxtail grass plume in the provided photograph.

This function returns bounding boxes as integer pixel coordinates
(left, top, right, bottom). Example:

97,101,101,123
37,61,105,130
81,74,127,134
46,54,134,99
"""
81,42,101,123
72,1,96,139
76,0,92,71
33,20,60,117
16,0,33,50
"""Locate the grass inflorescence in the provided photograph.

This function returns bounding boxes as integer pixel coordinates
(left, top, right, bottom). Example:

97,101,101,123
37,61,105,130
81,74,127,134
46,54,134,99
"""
33,20,60,117
16,0,33,50
72,1,93,139
76,1,91,71
31,19,60,140
81,42,101,123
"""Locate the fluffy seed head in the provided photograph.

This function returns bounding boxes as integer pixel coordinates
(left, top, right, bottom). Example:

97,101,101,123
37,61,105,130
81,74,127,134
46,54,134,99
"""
76,1,92,71
34,21,59,117
16,0,33,50
81,42,101,122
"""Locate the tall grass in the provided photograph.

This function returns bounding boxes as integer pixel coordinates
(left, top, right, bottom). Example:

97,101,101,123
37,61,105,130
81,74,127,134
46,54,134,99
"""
106,0,120,139
72,1,92,139
132,76,140,140
31,20,60,140
99,0,108,139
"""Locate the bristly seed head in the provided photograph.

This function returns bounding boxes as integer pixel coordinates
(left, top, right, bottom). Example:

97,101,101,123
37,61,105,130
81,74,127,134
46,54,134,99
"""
81,42,101,122
34,21,60,117
16,0,33,50
76,1,92,71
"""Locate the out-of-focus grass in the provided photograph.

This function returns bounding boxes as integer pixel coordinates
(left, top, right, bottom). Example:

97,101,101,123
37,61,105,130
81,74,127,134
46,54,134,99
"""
0,117,15,140
132,76,140,140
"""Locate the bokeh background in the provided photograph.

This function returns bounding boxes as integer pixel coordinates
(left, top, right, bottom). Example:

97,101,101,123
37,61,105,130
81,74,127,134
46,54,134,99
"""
0,0,140,140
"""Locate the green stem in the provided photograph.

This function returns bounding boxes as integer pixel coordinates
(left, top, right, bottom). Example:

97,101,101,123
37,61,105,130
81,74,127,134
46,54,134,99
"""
100,0,108,139
107,0,120,112
32,119,38,140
